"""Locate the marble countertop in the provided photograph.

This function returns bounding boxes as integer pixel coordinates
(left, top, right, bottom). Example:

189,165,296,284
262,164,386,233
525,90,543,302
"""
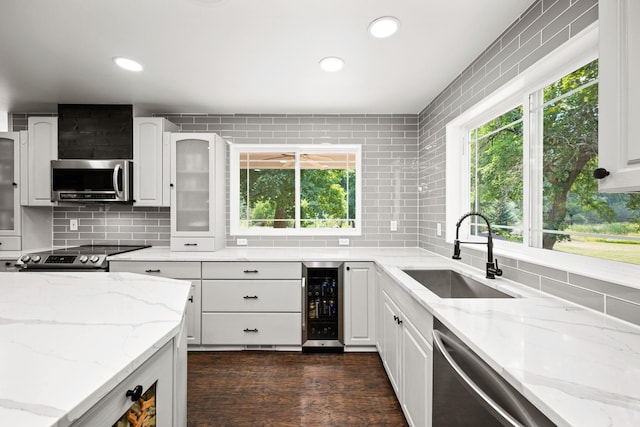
110,246,640,426
0,272,191,427
382,265,640,427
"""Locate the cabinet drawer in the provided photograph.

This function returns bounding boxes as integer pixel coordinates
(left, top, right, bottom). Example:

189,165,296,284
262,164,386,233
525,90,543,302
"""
202,280,301,312
0,236,21,251
170,237,216,252
202,262,301,279
109,261,201,278
201,313,301,345
72,341,173,427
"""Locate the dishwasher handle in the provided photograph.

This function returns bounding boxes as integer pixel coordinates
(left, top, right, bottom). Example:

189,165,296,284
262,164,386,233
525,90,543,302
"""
433,329,540,427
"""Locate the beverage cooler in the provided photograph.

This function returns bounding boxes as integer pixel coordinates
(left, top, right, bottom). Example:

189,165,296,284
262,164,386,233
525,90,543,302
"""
302,261,344,352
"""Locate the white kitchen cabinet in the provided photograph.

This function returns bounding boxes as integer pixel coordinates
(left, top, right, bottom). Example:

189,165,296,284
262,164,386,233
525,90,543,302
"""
344,262,376,348
22,117,57,206
382,291,402,395
201,261,302,347
185,280,202,345
378,269,433,427
72,340,175,427
597,0,640,192
170,133,226,251
0,132,21,249
0,131,52,252
401,315,432,427
133,117,178,206
109,261,202,345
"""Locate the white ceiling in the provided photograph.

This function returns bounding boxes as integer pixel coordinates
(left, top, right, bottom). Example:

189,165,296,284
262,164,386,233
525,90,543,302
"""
0,0,533,115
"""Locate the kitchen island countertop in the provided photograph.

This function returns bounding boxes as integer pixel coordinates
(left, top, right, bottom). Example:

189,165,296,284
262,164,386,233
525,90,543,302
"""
0,272,191,427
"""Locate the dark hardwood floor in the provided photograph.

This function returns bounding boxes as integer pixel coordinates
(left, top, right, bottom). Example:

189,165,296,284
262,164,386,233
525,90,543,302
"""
187,351,408,427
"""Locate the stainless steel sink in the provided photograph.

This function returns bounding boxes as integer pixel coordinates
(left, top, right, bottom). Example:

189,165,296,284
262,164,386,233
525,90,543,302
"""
402,269,513,298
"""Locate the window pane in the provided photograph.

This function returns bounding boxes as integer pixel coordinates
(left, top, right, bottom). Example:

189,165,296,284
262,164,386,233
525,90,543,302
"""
469,106,524,242
239,152,295,229
300,152,356,229
541,59,640,265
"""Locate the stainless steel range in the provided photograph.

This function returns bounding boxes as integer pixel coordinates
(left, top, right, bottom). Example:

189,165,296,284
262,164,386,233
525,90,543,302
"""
18,244,150,271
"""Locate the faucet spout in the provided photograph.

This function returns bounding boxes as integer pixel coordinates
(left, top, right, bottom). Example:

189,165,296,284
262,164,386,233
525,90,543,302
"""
452,212,503,279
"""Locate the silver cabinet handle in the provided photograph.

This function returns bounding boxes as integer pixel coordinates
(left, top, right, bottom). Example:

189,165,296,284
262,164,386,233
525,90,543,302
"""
432,330,525,427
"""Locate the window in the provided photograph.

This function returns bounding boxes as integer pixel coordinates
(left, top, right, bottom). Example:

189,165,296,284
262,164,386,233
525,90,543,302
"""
230,144,361,236
469,105,524,242
448,29,640,266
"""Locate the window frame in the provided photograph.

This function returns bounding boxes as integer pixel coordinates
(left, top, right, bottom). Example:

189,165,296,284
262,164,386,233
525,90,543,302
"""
230,143,362,236
446,24,600,260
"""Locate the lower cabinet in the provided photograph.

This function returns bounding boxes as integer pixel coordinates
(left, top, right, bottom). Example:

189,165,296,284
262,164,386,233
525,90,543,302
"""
72,340,176,426
201,312,302,345
382,292,402,394
201,262,302,347
109,261,202,345
401,313,432,427
379,270,433,427
344,262,376,348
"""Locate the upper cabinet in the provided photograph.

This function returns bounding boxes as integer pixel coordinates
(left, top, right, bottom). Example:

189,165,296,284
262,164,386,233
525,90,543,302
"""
170,133,226,251
133,118,178,206
598,0,640,192
21,117,57,206
0,132,22,248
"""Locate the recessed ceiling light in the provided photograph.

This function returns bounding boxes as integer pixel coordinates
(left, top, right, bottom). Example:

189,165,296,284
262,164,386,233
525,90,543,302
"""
368,16,400,38
319,57,344,72
113,57,143,72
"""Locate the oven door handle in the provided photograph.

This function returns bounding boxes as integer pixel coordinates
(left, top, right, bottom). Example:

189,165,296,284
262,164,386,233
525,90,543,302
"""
432,329,531,427
113,163,124,199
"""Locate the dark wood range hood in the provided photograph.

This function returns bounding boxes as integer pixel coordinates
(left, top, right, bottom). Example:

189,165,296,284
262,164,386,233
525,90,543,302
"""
57,104,133,159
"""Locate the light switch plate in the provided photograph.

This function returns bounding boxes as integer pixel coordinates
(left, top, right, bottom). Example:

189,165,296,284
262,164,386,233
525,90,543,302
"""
390,220,398,231
69,219,78,231
236,238,248,246
338,238,350,246
436,222,442,236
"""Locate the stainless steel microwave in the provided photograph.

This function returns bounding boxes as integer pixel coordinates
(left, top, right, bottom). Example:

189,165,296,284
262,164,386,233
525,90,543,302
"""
51,159,134,203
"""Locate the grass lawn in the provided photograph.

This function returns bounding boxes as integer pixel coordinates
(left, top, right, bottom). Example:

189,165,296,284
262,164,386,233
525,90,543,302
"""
554,240,640,265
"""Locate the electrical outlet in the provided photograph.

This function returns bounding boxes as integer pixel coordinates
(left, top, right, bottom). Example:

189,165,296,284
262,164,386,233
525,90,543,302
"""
390,220,398,232
436,222,442,236
69,219,78,231
338,238,350,246
236,238,248,246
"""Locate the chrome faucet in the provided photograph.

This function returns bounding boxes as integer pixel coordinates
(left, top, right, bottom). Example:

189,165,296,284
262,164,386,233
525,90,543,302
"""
452,212,503,279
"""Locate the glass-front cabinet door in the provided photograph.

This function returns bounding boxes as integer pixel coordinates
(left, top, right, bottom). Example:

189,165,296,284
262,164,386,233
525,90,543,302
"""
169,133,225,252
0,133,20,237
173,136,212,233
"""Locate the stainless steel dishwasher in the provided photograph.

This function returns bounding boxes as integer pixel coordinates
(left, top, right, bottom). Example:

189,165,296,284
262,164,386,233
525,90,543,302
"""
432,318,556,426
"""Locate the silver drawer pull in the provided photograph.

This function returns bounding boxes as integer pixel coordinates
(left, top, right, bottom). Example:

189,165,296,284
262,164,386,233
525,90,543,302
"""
243,269,259,273
145,269,161,273
243,295,259,299
243,328,259,333
184,243,198,246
